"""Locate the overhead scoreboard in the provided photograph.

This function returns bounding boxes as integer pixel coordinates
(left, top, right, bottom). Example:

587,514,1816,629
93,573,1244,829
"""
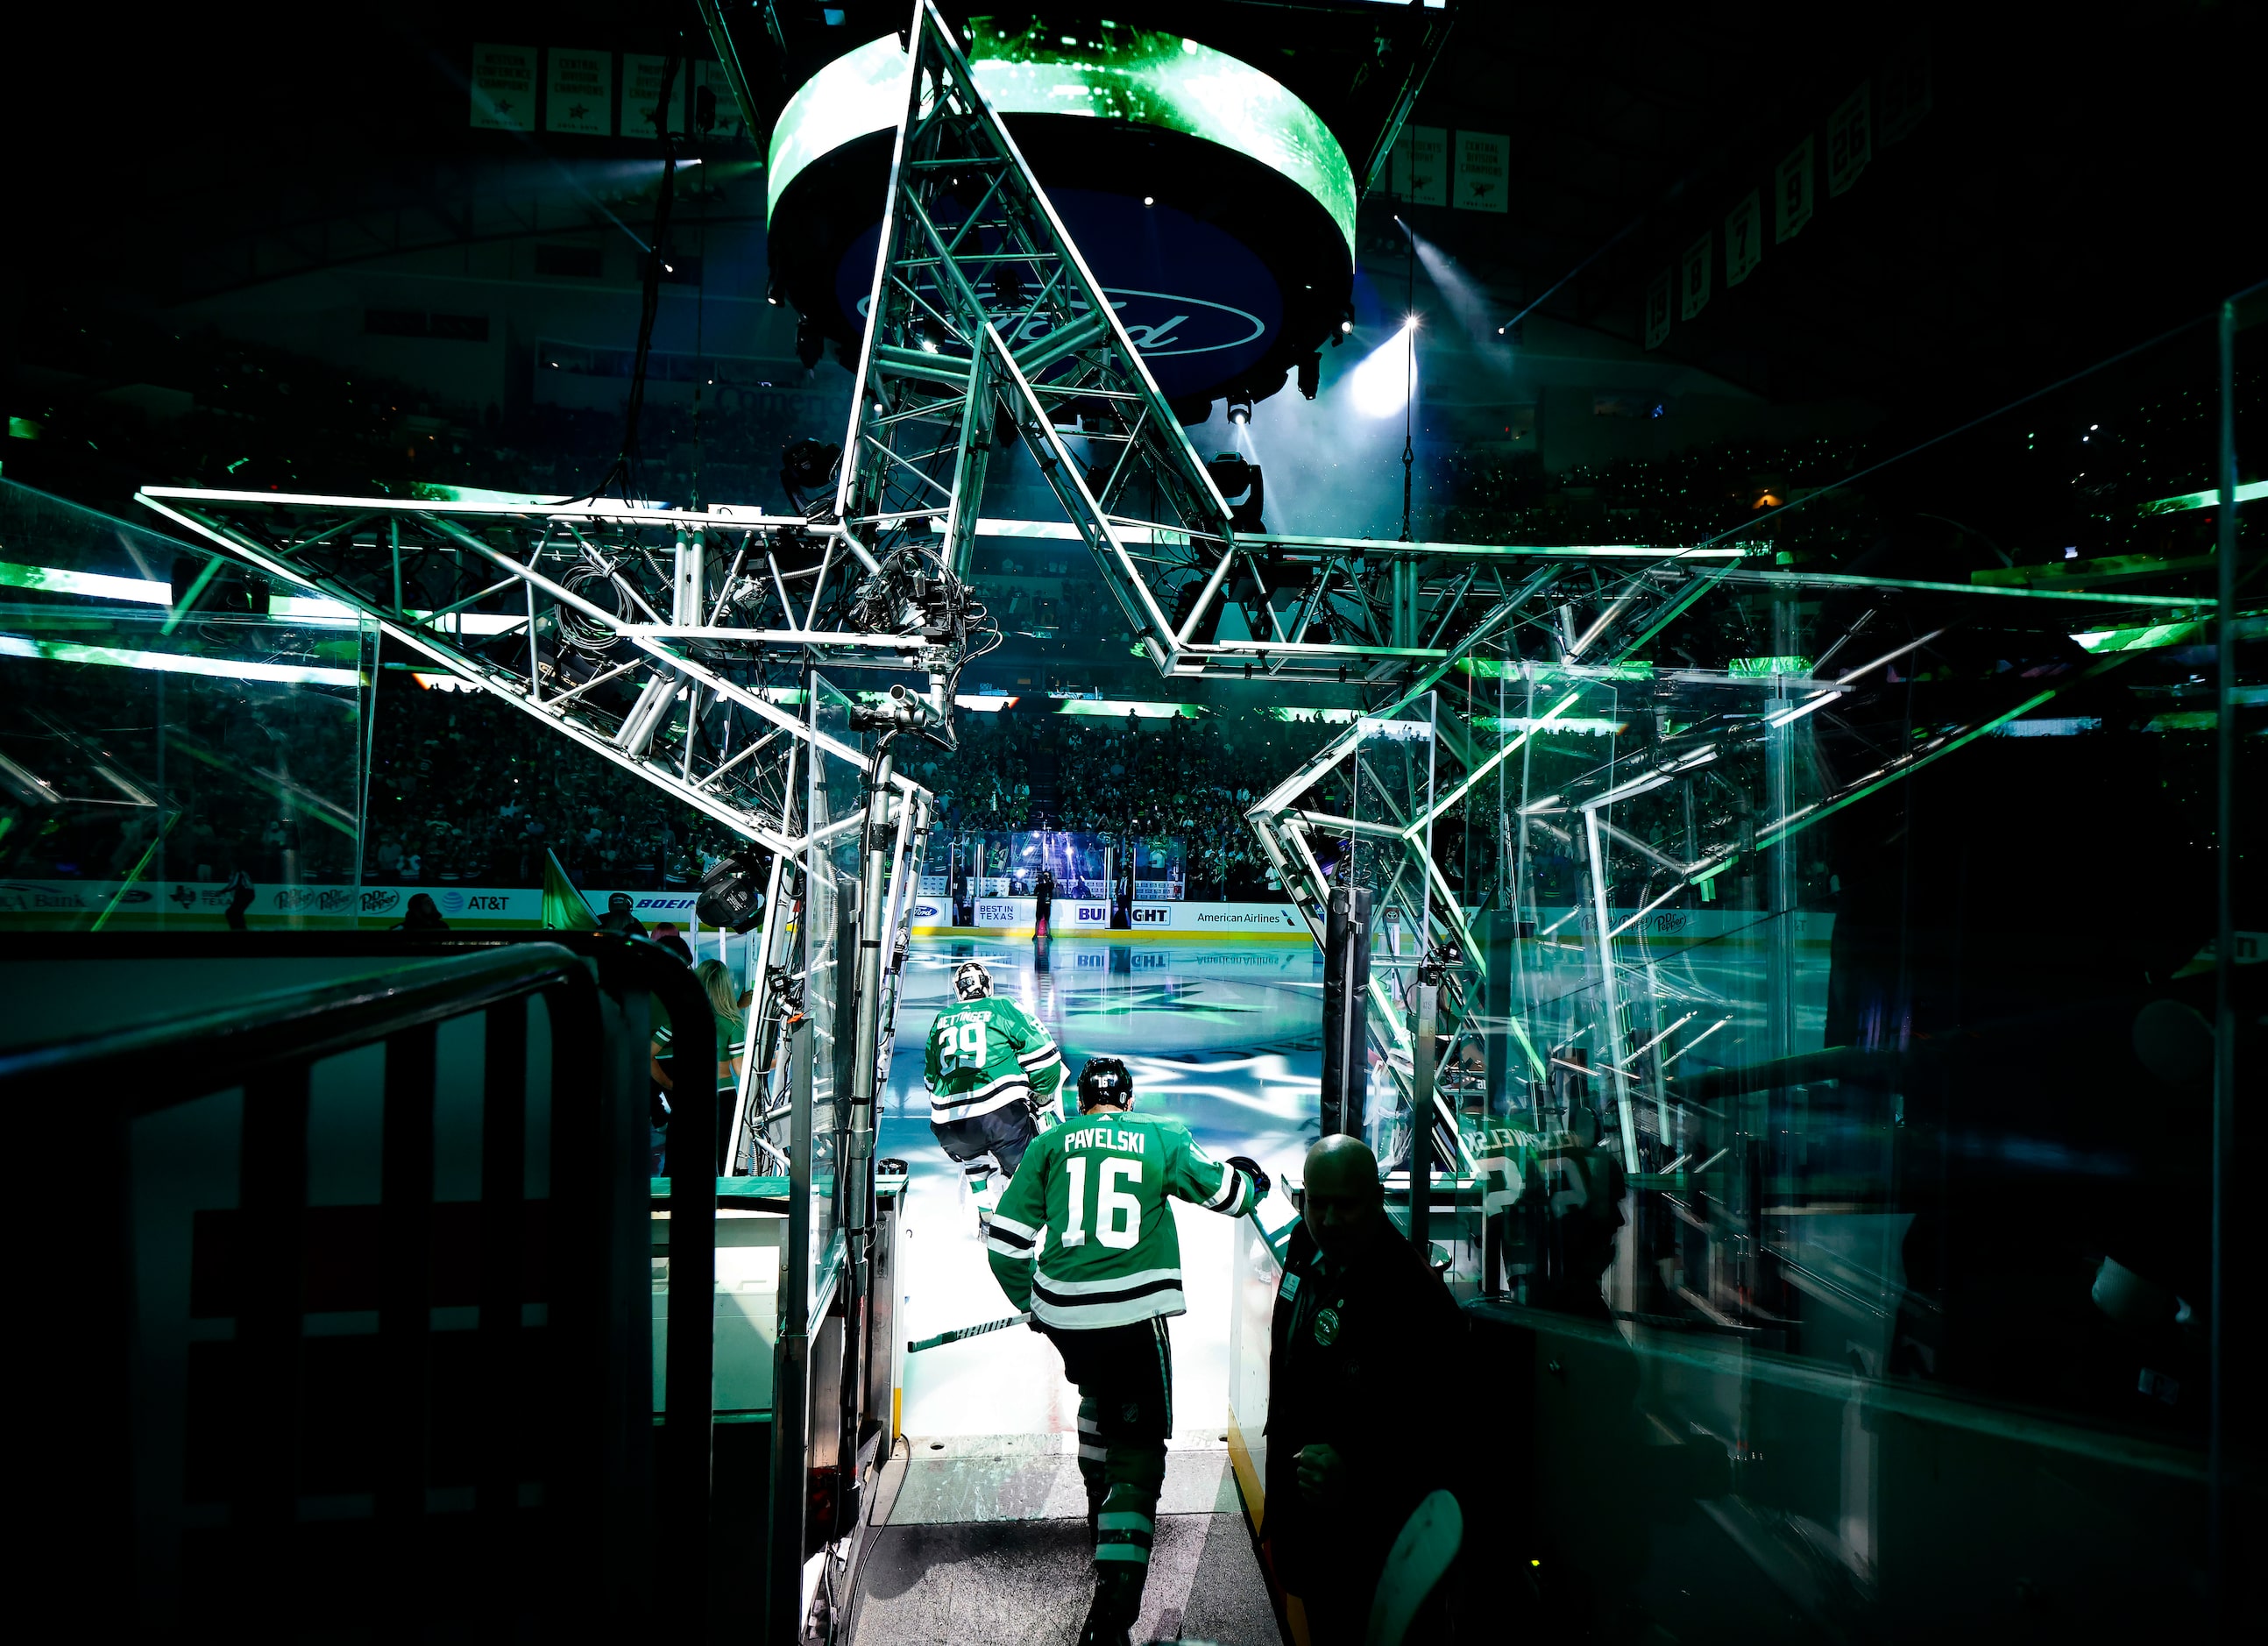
766,18,1357,413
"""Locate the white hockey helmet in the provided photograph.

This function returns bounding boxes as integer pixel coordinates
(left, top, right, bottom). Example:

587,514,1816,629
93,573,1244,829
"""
952,959,994,1001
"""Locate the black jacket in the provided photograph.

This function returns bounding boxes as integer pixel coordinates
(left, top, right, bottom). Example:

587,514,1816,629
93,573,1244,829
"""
1264,1216,1464,1579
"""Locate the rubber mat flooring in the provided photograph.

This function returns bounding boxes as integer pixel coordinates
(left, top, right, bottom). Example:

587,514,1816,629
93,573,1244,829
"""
846,1437,1282,1646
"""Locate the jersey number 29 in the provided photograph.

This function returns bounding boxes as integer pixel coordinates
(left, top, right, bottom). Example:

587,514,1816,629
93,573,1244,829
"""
1065,1157,1142,1249
937,1018,984,1072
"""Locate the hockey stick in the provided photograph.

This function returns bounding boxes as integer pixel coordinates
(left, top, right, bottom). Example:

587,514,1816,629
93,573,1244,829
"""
911,1196,1287,1360
907,1312,1030,1353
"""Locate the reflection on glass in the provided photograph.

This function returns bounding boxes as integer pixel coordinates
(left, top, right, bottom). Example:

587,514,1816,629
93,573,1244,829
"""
1,481,372,930
804,672,866,1310
1241,321,2254,1634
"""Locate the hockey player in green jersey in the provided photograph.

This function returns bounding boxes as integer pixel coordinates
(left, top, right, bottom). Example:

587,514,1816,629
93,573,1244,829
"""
924,958,1065,1232
985,1056,1272,1646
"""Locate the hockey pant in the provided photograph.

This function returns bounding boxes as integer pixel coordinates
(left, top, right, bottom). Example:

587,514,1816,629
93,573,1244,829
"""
930,1100,1043,1209
1043,1318,1172,1614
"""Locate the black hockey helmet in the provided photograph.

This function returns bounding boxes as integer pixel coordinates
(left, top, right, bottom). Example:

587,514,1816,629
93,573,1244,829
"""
952,959,994,1001
1077,1056,1133,1112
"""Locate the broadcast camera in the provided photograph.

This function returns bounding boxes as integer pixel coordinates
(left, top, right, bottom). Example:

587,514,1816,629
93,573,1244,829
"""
847,682,941,737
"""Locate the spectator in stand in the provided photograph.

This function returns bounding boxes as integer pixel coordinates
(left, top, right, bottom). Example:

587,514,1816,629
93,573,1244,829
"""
393,892,449,932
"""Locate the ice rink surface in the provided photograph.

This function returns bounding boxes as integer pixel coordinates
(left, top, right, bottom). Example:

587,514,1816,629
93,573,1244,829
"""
873,918,1832,1443
879,935,1324,1442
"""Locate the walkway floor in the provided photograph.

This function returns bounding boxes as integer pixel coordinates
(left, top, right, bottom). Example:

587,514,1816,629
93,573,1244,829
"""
848,1437,1282,1646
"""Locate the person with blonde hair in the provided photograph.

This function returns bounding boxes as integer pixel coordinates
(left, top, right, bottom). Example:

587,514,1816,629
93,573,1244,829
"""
692,957,746,1086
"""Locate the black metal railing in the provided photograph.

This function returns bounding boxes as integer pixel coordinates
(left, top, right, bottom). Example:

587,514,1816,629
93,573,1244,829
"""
3,932,718,1636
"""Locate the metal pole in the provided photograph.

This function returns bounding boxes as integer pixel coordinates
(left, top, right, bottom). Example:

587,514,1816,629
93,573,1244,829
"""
1646,957,1670,1151
355,621,380,919
1322,885,1372,1137
726,844,790,1174
840,739,896,1501
1767,611,1798,1068
2208,293,2236,1636
767,1016,814,1644
1410,958,1438,1254
1584,807,1639,1172
1400,218,1416,543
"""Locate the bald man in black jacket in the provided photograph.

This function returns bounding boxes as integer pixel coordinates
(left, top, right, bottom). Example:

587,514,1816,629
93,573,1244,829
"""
1265,1134,1465,1645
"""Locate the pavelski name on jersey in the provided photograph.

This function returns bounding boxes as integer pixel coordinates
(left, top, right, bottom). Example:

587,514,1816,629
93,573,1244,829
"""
1064,1125,1145,1154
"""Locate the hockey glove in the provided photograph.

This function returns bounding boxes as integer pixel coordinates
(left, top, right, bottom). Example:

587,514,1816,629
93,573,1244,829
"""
1225,1154,1272,1201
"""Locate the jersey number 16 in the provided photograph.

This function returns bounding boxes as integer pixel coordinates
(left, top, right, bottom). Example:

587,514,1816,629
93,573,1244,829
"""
1065,1156,1142,1249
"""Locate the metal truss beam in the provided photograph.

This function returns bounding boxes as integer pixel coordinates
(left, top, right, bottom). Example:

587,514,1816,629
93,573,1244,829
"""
134,487,931,850
1242,590,2168,1174
835,1,1235,678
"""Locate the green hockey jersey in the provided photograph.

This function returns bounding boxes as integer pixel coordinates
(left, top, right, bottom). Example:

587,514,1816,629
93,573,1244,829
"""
985,1113,1258,1330
922,995,1064,1126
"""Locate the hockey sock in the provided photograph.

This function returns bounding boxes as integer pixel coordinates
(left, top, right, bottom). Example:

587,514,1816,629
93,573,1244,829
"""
967,1169,1000,1222
1076,1398,1107,1547
1091,1444,1165,1597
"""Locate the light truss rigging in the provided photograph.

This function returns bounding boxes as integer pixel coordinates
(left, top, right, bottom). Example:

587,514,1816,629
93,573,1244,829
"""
833,0,1236,676
133,488,934,850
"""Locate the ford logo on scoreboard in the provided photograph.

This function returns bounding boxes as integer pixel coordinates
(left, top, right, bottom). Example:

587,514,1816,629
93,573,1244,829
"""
835,193,1284,398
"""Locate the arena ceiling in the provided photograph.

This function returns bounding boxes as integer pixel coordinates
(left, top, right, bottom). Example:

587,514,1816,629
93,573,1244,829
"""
13,1,2264,434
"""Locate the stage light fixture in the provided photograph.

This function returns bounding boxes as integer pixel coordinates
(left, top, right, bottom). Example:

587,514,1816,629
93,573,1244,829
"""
696,849,770,933
1348,316,1418,419
1228,397,1252,426
1143,195,1155,206
795,315,823,369
766,278,783,306
1297,352,1320,400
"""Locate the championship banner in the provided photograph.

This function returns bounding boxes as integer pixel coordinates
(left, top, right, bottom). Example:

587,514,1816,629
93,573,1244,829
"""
470,44,538,131
1644,270,1672,350
545,48,613,137
1725,190,1762,287
624,53,690,140
1827,84,1871,196
1453,130,1508,213
1390,125,1448,206
1679,232,1712,321
1774,134,1815,243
